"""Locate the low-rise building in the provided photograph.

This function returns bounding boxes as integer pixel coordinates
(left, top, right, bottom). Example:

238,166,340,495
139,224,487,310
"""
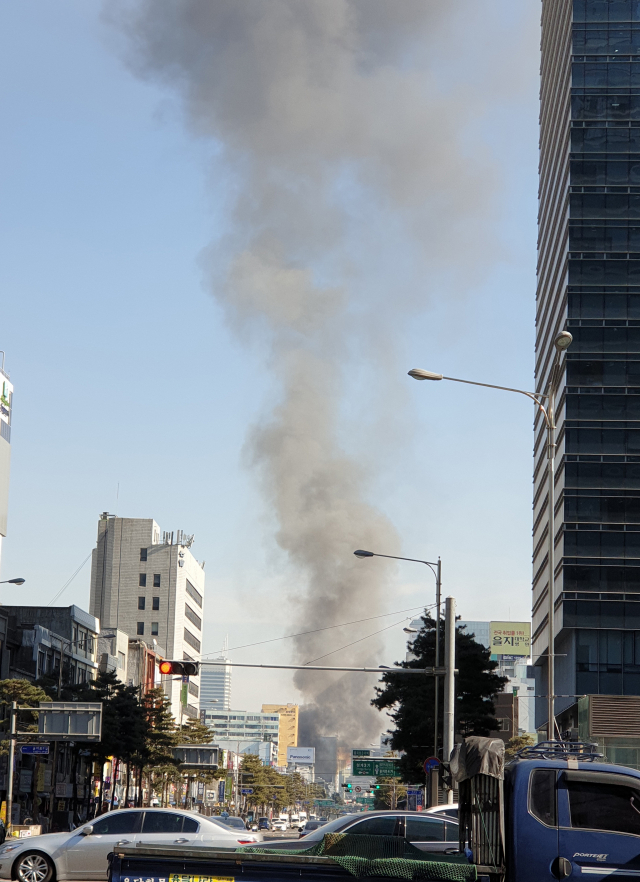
4,605,99,685
215,739,278,766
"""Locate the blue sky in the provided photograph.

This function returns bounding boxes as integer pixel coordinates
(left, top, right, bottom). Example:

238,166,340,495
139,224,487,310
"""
1,1,540,717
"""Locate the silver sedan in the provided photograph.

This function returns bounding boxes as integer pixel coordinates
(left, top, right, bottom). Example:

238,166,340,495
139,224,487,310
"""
0,808,262,882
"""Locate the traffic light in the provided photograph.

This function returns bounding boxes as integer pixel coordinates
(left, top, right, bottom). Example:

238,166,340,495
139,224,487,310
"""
341,783,353,791
159,660,199,677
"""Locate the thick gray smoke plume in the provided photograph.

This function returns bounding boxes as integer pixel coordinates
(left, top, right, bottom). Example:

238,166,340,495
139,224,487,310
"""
109,0,510,750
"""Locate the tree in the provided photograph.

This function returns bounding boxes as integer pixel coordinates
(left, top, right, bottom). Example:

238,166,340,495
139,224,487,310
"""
180,717,212,743
504,733,535,758
0,680,51,753
373,776,407,810
372,614,507,783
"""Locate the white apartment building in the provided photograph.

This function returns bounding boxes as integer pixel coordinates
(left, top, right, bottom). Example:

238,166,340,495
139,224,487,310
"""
200,708,280,746
200,660,232,711
89,514,205,721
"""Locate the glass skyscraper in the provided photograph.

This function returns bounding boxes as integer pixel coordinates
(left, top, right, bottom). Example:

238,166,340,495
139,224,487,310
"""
535,0,640,743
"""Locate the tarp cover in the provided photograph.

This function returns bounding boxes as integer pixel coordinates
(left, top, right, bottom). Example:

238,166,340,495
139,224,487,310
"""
450,736,505,784
238,833,476,881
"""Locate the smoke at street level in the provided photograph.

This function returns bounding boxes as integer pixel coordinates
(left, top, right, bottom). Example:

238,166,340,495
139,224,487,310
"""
108,1,529,751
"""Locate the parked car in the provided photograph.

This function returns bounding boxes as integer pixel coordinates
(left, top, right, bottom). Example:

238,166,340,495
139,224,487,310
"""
219,816,248,830
424,803,458,820
249,811,458,853
0,808,263,882
298,819,325,837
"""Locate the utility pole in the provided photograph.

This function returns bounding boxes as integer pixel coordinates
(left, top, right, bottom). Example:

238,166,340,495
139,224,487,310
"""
443,596,456,805
6,702,16,834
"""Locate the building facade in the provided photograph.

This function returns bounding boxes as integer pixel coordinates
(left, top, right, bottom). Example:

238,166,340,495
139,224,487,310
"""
3,604,99,685
261,703,298,767
89,515,205,720
0,357,12,573
201,660,232,712
200,708,280,747
535,0,640,746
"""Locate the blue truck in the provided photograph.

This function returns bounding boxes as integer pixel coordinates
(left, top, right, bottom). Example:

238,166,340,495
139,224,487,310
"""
108,738,640,882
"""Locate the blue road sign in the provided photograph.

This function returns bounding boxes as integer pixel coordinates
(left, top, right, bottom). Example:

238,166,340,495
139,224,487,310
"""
241,788,254,794
423,756,439,773
21,744,49,755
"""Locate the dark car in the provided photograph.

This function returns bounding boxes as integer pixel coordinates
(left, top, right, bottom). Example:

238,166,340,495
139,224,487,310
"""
220,816,248,830
257,818,271,831
299,819,325,837
247,811,459,853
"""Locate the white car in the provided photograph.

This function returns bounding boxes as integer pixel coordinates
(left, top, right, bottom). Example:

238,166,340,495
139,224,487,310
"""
0,808,263,882
270,818,288,831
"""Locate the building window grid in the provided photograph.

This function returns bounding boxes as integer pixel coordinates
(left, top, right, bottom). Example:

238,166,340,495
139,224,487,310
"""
535,7,640,707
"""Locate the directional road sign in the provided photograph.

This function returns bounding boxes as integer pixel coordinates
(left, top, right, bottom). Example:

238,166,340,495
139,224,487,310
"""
241,788,254,795
20,744,49,755
352,759,400,777
423,757,440,773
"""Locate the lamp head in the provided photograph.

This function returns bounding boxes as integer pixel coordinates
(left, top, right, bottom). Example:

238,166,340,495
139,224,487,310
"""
403,627,418,634
6,578,25,586
554,331,573,352
408,369,443,381
353,550,374,558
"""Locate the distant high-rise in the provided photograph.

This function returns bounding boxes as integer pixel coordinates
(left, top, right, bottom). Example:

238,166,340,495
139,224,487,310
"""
261,703,298,766
201,659,232,711
89,514,205,721
535,0,640,752
0,356,13,573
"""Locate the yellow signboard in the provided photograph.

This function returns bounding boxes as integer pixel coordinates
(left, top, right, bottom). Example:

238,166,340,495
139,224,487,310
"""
490,622,531,657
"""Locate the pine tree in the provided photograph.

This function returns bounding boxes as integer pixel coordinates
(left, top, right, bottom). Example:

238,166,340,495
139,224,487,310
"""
180,717,212,744
372,614,507,782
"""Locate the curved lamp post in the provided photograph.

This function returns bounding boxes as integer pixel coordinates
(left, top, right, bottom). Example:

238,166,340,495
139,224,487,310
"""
354,549,442,756
408,330,572,740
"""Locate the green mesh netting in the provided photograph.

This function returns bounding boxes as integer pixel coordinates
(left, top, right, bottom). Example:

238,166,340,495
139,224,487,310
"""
238,833,476,881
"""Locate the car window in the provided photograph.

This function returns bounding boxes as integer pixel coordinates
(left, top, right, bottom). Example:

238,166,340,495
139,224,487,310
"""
530,769,557,827
183,817,199,833
142,812,185,834
444,822,458,842
348,816,398,836
405,817,445,842
567,780,640,835
92,811,142,835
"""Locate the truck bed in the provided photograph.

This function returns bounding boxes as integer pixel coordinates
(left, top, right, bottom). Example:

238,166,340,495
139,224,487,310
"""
108,843,476,882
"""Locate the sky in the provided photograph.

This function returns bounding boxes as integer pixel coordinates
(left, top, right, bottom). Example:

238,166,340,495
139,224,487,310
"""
0,1,541,736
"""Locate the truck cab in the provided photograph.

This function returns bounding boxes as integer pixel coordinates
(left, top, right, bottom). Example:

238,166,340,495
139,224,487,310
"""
505,749,640,881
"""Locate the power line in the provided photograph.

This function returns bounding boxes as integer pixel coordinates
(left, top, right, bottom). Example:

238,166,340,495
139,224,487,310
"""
304,616,414,665
47,550,94,606
199,604,430,659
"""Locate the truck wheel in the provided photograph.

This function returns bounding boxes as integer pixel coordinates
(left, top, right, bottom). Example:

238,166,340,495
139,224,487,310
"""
14,852,54,882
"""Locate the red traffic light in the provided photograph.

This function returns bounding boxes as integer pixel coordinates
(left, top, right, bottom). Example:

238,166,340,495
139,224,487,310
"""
159,660,199,677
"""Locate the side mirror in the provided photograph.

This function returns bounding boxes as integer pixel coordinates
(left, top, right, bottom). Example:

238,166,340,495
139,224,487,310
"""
80,825,93,836
298,827,303,832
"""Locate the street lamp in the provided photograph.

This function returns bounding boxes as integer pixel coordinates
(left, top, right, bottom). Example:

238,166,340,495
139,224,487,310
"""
0,578,25,585
408,329,572,740
353,549,442,757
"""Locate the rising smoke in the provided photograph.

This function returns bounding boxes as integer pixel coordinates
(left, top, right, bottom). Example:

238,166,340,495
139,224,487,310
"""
108,0,529,752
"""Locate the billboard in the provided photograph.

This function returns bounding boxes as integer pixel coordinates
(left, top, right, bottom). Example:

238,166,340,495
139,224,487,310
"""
490,622,531,657
287,746,315,764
